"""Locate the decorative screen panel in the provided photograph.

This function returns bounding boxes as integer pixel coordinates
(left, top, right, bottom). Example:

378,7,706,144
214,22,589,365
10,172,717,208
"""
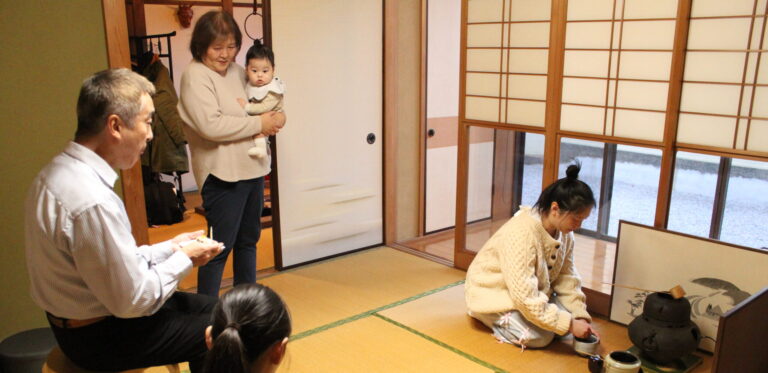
464,0,550,127
560,0,677,141
678,0,768,152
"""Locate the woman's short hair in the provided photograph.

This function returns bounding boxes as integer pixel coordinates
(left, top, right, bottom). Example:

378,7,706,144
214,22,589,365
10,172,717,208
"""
190,10,242,61
203,284,291,373
75,68,155,139
533,162,596,214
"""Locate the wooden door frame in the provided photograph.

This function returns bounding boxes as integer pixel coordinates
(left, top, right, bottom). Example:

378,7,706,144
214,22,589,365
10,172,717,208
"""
109,1,399,253
103,0,149,245
102,0,273,247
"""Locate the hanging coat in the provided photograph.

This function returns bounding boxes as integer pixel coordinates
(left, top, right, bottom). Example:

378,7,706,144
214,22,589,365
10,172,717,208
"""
141,60,189,174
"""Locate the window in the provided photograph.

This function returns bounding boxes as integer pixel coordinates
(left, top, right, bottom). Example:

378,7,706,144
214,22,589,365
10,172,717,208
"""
721,158,768,249
559,138,662,239
669,152,768,249
464,128,545,253
668,152,719,237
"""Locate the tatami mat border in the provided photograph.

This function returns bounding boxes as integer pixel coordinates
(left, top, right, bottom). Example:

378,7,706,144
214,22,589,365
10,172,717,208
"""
290,280,465,341
372,313,508,373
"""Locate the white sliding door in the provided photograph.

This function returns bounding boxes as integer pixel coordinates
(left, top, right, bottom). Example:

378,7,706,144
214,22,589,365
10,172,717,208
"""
272,0,383,267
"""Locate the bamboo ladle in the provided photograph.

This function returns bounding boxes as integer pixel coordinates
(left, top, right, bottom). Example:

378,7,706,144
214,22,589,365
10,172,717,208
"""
605,283,686,299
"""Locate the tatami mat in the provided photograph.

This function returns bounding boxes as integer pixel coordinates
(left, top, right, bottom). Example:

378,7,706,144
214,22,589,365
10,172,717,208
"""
276,316,492,373
378,285,713,373
259,247,466,335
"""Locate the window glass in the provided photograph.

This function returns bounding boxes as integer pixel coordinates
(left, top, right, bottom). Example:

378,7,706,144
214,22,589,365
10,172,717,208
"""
521,133,545,207
559,138,603,231
467,127,494,223
720,158,768,249
668,152,718,237
465,128,546,253
607,145,662,236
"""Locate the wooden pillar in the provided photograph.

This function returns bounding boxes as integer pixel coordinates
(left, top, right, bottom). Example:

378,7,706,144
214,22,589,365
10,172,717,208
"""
102,0,149,245
654,0,692,228
384,0,399,244
542,0,568,188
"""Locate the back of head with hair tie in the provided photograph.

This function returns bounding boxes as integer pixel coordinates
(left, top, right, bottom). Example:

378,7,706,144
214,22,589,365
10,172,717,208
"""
533,161,595,214
564,162,581,181
203,284,292,373
226,322,240,332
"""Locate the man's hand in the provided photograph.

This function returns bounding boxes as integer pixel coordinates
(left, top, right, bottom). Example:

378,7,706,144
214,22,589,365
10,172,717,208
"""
171,230,205,245
260,111,286,136
570,318,599,339
175,235,224,267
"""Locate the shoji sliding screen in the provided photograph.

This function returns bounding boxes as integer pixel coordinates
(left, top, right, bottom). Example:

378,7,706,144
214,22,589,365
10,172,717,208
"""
679,0,768,153
465,0,551,127
560,0,678,142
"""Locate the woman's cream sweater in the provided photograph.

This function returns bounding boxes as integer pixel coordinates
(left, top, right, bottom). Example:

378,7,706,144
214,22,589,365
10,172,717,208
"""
465,207,591,336
178,61,269,188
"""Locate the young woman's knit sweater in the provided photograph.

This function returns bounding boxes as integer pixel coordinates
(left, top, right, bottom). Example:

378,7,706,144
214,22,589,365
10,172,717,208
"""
465,207,591,336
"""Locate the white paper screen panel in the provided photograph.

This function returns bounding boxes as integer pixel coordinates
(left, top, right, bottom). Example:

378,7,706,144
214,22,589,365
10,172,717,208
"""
466,73,501,97
618,52,672,80
623,0,678,19
505,99,545,126
509,0,551,21
560,104,605,134
565,22,612,49
567,0,615,20
563,51,610,77
691,0,762,18
677,113,737,148
748,120,768,152
612,110,665,141
745,52,761,83
562,77,606,106
616,81,669,111
508,23,550,47
466,49,502,72
750,17,767,50
752,87,768,118
467,24,502,47
621,20,675,50
466,96,500,122
739,86,755,118
684,52,746,83
687,19,752,50
561,1,675,141
680,83,741,116
464,0,550,125
467,0,505,22
506,74,547,100
761,53,768,83
507,50,549,74
736,118,749,148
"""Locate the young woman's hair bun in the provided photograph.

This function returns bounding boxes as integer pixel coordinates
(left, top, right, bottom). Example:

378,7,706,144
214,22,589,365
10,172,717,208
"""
565,161,582,181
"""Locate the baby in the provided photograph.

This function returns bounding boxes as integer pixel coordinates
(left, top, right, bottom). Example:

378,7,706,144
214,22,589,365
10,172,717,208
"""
240,40,285,158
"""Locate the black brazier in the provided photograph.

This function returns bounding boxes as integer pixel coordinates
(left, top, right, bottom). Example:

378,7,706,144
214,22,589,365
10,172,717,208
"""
628,292,702,365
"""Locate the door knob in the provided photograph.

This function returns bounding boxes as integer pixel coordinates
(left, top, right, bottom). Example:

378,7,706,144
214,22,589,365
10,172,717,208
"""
367,133,376,144
427,128,436,137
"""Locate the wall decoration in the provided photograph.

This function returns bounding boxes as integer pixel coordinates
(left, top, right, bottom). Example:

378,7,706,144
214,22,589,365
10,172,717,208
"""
177,4,193,28
610,221,768,352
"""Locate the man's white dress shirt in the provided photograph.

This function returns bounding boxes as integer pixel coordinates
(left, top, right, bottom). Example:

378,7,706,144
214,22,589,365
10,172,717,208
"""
25,142,192,319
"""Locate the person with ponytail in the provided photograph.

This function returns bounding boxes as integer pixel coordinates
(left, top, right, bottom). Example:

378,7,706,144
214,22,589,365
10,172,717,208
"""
465,162,599,350
203,283,291,373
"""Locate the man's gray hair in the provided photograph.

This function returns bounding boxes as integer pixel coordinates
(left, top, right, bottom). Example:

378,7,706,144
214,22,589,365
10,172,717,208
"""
75,68,155,139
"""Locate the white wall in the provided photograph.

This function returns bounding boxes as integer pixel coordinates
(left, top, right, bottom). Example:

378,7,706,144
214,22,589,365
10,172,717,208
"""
426,0,461,119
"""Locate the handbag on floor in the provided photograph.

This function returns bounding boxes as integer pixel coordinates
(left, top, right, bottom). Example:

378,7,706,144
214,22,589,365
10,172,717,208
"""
144,172,184,226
